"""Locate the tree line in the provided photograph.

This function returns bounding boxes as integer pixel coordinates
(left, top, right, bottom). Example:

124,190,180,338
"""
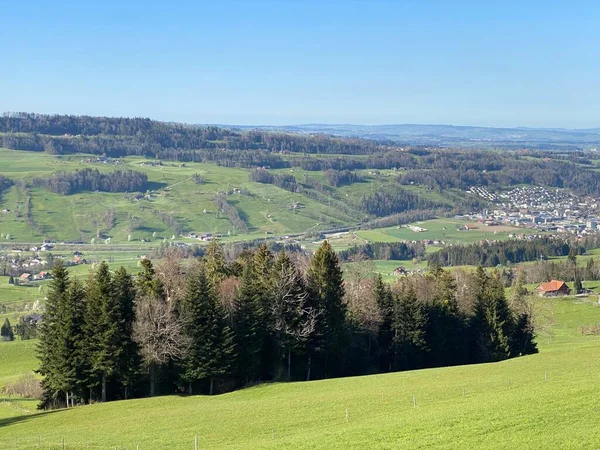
427,237,579,267
32,168,148,195
338,241,426,263
37,241,536,409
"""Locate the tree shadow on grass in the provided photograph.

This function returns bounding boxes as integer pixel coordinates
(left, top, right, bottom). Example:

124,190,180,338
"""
0,408,62,428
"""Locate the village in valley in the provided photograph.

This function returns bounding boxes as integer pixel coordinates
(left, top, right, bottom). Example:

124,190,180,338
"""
466,185,600,233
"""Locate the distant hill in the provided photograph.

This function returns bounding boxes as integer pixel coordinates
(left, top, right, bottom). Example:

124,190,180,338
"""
231,123,600,150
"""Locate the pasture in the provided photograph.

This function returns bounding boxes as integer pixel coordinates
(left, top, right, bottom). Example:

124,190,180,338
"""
1,295,599,449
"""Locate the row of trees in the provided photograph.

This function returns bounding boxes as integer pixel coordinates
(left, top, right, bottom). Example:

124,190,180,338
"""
427,237,580,267
33,168,148,195
37,241,536,409
338,241,426,263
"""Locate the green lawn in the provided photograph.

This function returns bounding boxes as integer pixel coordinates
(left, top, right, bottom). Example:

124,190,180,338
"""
1,296,600,449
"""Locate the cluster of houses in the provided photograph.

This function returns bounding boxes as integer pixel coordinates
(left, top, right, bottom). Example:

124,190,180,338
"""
1,246,88,281
80,156,124,165
466,185,600,235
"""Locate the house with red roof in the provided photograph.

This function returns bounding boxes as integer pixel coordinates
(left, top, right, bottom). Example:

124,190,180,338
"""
536,280,570,297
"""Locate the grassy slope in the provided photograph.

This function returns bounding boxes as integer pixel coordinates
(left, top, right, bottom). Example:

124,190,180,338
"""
1,297,600,449
0,148,362,243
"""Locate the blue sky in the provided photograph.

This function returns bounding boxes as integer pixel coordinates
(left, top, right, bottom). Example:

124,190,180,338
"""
1,0,599,127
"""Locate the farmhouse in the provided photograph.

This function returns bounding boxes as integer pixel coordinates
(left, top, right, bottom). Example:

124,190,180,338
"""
536,280,570,297
19,273,33,282
392,266,407,276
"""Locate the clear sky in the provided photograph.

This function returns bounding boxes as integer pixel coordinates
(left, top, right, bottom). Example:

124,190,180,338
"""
2,0,599,127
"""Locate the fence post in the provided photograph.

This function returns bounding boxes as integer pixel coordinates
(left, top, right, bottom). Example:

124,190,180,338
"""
194,435,198,450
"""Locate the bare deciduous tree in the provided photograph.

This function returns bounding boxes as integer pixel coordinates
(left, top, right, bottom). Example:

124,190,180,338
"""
154,253,186,305
133,295,187,396
271,264,318,380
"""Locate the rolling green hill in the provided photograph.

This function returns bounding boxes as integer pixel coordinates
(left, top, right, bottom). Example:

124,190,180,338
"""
1,295,599,449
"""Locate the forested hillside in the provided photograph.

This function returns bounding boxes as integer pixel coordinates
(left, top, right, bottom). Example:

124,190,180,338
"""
2,113,600,244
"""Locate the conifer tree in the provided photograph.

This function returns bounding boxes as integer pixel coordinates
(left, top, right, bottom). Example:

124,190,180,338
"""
425,269,468,367
1,318,14,341
374,274,394,371
391,285,427,371
252,244,276,378
37,260,70,408
471,269,515,362
137,258,165,299
181,263,234,394
306,241,347,378
233,264,263,382
205,240,228,288
112,267,140,399
60,278,87,406
84,262,121,402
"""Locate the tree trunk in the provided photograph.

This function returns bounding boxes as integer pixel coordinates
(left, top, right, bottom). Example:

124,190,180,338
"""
188,382,192,395
65,391,69,409
306,353,312,381
209,378,214,396
101,374,107,402
150,365,156,397
71,392,75,408
287,349,292,381
124,386,128,400
89,387,93,404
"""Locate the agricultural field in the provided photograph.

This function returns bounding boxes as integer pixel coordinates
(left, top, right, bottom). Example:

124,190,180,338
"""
1,295,599,448
0,148,362,244
356,218,543,245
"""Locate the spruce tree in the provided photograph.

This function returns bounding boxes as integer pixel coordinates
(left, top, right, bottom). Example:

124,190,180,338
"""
233,264,263,383
252,244,276,378
374,274,394,372
391,285,427,371
1,318,14,341
181,263,234,394
84,262,122,402
37,260,70,408
112,267,141,399
511,312,538,356
205,240,228,288
306,241,347,378
425,269,468,367
471,269,515,363
59,278,87,406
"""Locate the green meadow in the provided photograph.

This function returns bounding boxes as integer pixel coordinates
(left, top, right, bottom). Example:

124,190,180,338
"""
1,294,599,449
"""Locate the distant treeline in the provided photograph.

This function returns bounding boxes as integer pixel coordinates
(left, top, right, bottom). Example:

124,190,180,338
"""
358,187,440,217
398,157,600,197
36,241,536,410
338,241,425,262
0,113,387,156
32,168,148,195
5,113,600,201
427,237,583,268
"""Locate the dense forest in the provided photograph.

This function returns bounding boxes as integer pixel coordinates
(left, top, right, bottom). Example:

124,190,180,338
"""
3,114,600,201
426,236,595,268
338,241,426,262
36,241,536,409
32,168,148,195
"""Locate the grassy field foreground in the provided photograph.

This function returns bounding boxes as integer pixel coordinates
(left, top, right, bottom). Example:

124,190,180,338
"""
1,297,600,449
